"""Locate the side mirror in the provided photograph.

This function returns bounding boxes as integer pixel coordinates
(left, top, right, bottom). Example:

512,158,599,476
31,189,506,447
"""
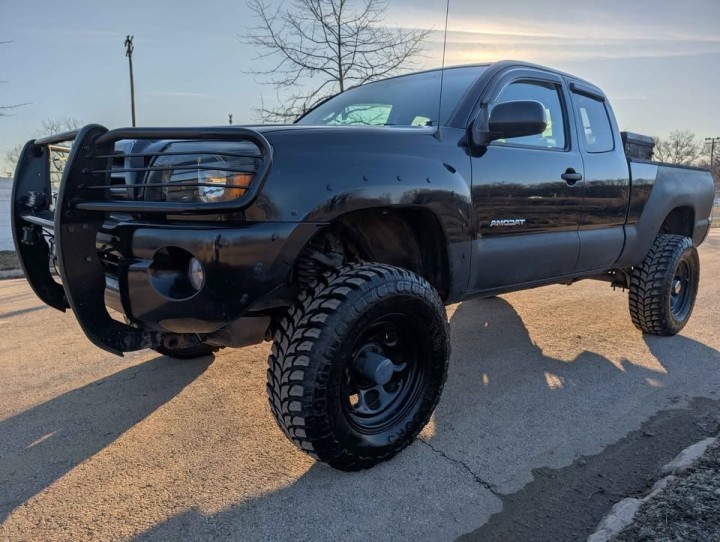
471,100,547,147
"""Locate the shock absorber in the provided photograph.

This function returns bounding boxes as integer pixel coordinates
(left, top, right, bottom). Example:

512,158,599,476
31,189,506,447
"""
295,234,344,288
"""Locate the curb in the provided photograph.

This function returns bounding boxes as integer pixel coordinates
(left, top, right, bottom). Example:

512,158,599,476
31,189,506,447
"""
587,436,718,542
0,269,24,280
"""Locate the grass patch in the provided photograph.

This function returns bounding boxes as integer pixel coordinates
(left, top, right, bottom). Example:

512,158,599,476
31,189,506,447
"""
617,442,720,542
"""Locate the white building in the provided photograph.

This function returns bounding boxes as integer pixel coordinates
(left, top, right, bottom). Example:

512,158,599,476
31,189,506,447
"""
0,176,13,251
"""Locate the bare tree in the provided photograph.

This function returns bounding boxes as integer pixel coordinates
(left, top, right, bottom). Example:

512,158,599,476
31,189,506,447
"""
653,130,702,165
4,144,21,175
698,151,720,194
244,0,430,122
38,117,81,136
4,117,81,175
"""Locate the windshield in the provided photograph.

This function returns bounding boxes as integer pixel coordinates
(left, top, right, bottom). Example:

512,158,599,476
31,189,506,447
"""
296,66,486,127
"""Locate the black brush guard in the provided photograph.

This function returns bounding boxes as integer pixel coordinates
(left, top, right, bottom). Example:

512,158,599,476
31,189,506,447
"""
11,124,273,355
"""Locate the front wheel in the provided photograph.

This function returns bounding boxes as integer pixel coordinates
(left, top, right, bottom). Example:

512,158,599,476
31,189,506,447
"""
629,234,700,336
267,263,450,471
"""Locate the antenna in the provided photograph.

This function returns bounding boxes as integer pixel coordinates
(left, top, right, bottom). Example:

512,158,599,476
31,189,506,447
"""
434,0,451,141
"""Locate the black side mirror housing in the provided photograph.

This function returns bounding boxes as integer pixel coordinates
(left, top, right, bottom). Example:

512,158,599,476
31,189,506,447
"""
471,100,548,147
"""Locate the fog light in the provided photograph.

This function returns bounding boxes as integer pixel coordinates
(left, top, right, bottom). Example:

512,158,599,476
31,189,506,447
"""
188,258,205,291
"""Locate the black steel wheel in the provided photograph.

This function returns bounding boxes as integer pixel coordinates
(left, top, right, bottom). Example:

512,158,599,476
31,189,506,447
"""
343,315,427,434
267,263,450,471
629,234,700,336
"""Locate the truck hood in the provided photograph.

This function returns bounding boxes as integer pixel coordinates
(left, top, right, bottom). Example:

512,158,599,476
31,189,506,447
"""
113,124,438,155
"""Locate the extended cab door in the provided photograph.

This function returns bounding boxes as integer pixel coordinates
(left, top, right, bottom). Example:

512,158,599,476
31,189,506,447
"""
468,68,583,292
566,81,630,271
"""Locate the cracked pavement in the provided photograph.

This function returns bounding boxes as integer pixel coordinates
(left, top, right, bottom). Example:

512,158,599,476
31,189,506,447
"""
0,231,719,541
419,438,502,497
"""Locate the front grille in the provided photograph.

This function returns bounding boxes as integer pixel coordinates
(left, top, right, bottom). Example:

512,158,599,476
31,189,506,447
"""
71,129,270,215
108,149,134,200
19,126,273,219
95,142,262,209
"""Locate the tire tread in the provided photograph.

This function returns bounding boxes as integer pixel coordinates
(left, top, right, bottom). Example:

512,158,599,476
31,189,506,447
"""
266,263,449,471
628,234,698,336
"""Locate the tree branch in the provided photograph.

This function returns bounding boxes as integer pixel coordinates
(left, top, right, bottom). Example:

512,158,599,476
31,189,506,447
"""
242,0,428,122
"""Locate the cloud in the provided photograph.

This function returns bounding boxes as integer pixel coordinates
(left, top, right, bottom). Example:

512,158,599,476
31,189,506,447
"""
437,19,720,44
383,7,720,65
387,7,720,44
444,47,719,65
417,26,720,65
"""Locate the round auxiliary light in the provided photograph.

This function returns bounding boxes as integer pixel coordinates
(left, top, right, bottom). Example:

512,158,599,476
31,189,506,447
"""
188,258,205,291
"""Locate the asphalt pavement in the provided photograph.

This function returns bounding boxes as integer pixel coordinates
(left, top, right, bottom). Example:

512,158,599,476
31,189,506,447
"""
1,232,719,541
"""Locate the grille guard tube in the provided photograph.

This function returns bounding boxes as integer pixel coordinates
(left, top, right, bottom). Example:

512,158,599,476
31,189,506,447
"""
11,123,274,355
10,140,68,311
53,124,158,354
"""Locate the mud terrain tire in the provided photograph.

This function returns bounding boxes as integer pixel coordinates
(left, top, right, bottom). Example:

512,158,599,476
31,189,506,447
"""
267,263,450,471
629,234,699,336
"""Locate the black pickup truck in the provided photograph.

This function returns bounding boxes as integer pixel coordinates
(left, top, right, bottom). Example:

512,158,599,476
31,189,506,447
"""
11,61,715,470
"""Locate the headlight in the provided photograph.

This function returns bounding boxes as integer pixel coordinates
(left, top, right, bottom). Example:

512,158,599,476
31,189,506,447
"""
145,142,258,204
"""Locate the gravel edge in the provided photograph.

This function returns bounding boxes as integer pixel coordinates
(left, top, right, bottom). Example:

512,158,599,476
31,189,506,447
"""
587,435,719,542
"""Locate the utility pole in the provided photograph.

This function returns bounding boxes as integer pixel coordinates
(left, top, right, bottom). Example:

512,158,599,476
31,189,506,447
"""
124,35,136,127
705,137,720,166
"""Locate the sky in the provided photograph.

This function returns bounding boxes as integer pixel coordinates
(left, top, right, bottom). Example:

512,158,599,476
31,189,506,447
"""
1,0,719,174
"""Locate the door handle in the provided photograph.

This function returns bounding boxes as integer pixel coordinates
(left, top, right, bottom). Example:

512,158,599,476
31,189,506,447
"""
561,169,583,185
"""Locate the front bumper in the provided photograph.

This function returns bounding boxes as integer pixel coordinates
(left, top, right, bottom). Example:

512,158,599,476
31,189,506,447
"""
11,123,317,355
100,220,319,334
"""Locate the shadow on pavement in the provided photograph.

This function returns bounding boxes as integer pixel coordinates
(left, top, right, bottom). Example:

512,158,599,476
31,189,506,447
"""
441,297,720,541
0,305,50,320
0,355,212,523
129,297,720,541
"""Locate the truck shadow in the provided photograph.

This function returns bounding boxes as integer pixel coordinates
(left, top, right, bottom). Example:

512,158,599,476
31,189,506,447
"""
0,304,50,319
129,296,720,541
0,354,212,523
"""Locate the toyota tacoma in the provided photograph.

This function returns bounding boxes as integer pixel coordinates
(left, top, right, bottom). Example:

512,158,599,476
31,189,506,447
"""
11,61,715,470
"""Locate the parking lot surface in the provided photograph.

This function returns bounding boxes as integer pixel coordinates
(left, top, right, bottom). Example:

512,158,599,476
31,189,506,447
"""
1,232,719,541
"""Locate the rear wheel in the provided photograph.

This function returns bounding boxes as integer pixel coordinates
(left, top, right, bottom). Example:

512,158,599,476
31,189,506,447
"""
267,263,450,471
629,234,699,336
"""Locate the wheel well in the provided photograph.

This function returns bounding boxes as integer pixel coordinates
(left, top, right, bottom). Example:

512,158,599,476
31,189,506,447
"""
298,208,451,300
660,206,694,238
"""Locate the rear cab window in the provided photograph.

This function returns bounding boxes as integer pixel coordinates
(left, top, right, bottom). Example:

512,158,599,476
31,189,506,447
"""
571,92,614,153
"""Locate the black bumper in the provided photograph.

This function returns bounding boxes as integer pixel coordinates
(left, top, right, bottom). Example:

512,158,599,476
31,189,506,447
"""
10,123,317,355
101,220,319,333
